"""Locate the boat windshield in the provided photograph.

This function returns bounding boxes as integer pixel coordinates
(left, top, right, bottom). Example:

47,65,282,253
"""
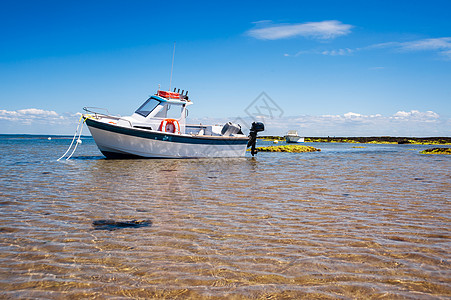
135,98,160,117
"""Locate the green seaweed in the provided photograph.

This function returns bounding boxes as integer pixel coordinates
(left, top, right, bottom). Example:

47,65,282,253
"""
267,136,451,145
419,148,451,155
258,136,285,141
254,145,321,153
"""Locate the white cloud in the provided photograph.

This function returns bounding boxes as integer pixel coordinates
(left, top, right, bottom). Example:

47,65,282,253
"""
1,107,448,137
191,110,448,137
343,112,363,118
17,108,59,117
299,110,444,136
393,111,412,118
247,20,353,40
0,108,64,124
393,110,440,120
0,108,83,134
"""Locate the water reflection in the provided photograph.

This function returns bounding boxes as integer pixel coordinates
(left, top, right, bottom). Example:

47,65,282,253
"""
0,140,449,298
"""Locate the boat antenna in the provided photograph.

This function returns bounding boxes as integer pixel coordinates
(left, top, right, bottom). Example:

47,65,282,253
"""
169,42,176,92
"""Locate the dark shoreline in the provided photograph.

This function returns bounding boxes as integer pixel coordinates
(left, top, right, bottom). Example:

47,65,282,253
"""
259,136,451,145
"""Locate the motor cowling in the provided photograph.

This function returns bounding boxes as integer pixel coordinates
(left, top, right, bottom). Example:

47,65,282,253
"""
247,122,265,156
221,122,243,136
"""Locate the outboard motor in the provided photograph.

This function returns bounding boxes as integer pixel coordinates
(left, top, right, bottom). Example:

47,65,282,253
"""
221,122,243,136
247,122,265,156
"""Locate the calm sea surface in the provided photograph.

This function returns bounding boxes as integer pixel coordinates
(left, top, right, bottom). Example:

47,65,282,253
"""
0,135,450,299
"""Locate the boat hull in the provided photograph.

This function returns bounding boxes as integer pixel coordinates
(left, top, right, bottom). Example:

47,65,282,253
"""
85,118,249,158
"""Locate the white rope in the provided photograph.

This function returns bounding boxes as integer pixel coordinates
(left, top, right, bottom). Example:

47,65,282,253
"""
66,121,85,160
57,117,83,161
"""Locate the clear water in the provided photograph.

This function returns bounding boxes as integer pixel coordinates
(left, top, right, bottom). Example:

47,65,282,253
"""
0,135,450,298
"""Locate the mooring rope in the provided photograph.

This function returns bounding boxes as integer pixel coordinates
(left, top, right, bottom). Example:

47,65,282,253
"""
57,116,85,161
65,119,85,160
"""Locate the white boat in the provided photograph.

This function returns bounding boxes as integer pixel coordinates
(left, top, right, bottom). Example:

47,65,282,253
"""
83,89,264,158
285,130,304,143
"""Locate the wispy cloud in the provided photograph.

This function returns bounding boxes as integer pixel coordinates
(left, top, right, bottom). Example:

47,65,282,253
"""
247,20,353,40
441,49,451,59
321,48,354,56
284,48,354,57
398,37,451,59
369,37,451,54
290,37,451,60
399,37,451,51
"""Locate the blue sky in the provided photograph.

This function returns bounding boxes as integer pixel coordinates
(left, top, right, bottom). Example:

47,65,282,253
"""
1,0,450,136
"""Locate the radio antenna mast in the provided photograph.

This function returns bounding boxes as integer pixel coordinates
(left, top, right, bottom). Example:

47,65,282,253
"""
169,42,176,92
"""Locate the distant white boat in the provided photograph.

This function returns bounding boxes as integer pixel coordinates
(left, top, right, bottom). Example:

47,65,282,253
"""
83,89,264,158
285,130,304,143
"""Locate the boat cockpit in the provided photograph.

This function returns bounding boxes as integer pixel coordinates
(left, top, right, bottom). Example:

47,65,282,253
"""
125,91,192,134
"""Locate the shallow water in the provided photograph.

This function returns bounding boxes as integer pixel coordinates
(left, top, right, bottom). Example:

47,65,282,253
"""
0,135,450,298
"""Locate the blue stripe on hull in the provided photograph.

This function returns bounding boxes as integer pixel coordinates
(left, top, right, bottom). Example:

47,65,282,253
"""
85,118,248,146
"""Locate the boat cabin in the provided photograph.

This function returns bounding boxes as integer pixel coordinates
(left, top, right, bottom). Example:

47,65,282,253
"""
286,130,299,137
114,90,244,137
117,91,192,134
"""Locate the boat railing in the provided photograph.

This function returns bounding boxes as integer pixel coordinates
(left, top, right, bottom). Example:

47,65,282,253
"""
186,124,209,129
83,107,134,127
83,107,111,118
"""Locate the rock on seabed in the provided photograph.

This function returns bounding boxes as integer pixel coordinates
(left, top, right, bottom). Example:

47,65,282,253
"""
255,145,321,153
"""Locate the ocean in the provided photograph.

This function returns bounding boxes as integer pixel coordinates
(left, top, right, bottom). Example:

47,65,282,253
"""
0,134,450,298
